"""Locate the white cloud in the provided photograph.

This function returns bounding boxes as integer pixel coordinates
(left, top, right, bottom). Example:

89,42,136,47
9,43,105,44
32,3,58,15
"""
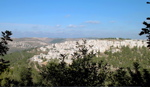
0,23,61,31
56,24,61,27
85,21,100,24
67,24,77,28
67,24,85,28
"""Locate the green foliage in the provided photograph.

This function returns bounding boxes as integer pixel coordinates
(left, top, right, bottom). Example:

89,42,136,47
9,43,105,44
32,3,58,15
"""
102,62,150,86
31,67,43,86
40,40,109,86
40,40,150,86
0,30,13,86
108,68,130,86
0,30,13,56
99,46,150,69
0,30,36,86
1,37,150,86
0,69,12,86
0,59,9,75
19,67,33,86
0,31,12,74
3,50,35,66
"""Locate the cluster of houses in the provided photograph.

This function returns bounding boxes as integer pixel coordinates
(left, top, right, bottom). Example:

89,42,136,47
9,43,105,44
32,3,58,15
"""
30,39,147,64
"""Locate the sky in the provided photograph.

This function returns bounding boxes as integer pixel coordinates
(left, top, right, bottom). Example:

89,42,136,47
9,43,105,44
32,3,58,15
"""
0,0,150,39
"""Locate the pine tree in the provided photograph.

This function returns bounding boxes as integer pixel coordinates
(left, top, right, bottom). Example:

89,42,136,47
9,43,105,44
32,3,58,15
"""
139,1,150,48
0,30,12,76
0,30,12,86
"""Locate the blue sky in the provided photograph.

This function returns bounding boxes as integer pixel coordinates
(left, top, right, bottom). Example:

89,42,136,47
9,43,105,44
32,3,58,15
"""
0,0,149,39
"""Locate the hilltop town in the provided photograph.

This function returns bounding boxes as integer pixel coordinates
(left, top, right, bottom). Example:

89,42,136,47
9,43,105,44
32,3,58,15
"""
29,39,147,64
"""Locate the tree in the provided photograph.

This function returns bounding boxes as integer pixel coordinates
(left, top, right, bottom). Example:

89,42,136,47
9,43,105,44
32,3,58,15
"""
0,30,12,83
40,40,109,86
0,30,13,73
19,67,33,86
139,2,150,48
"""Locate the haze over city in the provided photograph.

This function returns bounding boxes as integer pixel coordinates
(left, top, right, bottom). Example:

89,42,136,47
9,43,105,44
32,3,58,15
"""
0,0,149,39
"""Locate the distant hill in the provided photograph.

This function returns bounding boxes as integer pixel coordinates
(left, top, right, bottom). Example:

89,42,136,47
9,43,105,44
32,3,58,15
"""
7,38,84,53
7,37,134,53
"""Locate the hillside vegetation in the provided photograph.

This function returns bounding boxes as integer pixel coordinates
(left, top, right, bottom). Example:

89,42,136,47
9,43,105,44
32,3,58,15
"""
1,39,150,86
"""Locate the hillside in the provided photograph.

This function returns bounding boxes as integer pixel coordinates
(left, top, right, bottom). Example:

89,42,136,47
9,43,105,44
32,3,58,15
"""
29,39,147,64
7,38,82,53
2,38,150,86
4,38,149,68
